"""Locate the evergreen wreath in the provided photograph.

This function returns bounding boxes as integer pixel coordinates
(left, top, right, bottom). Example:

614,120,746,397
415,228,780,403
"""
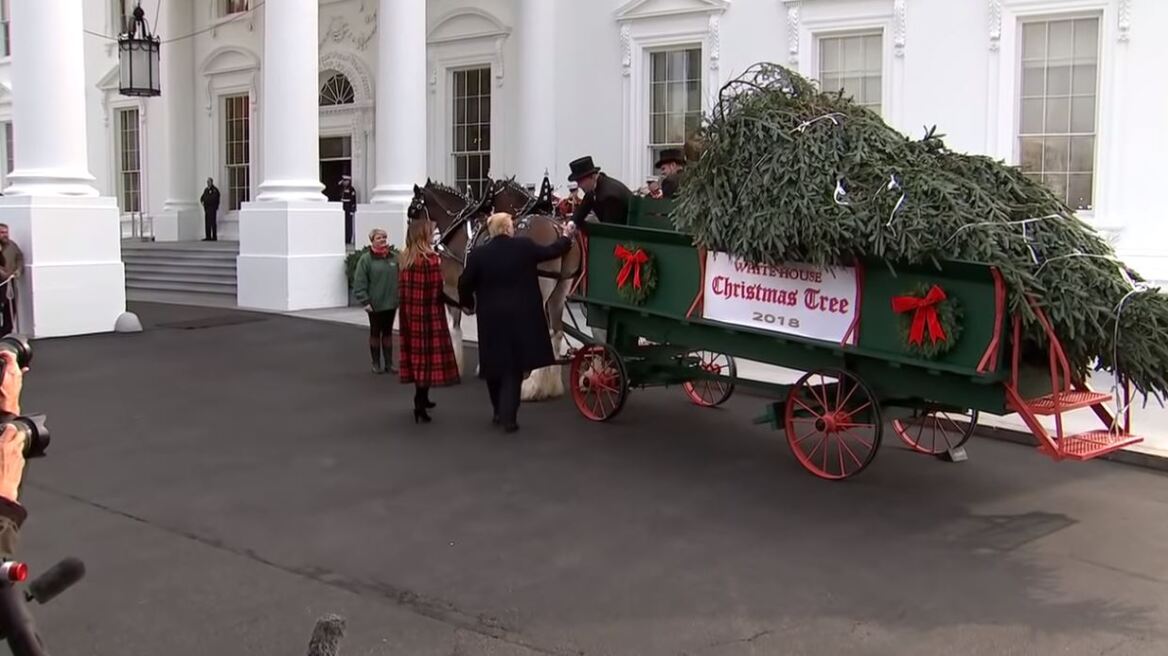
613,243,658,305
893,283,963,359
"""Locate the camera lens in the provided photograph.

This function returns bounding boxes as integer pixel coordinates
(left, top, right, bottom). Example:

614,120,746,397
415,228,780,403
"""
0,415,49,459
0,335,31,369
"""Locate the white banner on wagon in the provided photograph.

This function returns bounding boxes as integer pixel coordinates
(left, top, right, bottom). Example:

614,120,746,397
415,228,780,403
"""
702,253,860,345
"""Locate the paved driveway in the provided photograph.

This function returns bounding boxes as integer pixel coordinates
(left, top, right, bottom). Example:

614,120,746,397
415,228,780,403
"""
14,303,1168,655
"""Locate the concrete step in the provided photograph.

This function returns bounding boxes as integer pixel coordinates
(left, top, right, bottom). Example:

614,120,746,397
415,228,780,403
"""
126,270,237,287
124,261,237,275
123,250,238,263
126,279,237,295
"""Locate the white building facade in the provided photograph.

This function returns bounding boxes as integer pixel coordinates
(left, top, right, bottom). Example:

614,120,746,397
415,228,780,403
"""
0,0,1163,336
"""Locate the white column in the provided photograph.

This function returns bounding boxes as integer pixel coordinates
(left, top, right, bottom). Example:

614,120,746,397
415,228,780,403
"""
360,0,427,250
236,0,346,311
0,0,127,337
155,0,201,241
516,0,557,187
5,0,98,197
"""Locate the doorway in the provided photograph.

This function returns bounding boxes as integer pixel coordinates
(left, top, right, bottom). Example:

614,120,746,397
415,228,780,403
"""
319,136,352,202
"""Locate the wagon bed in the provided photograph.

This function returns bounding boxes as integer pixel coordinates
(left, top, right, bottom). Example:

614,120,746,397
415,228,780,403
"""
562,197,1144,480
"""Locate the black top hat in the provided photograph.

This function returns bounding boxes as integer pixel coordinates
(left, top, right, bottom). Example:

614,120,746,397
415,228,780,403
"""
654,148,686,169
568,156,601,182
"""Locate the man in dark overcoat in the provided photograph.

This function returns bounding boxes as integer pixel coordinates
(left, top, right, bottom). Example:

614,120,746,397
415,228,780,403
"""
567,156,633,228
458,213,577,433
655,148,687,199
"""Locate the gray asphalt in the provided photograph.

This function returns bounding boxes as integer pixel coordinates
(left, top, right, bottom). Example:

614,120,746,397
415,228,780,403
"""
13,302,1168,655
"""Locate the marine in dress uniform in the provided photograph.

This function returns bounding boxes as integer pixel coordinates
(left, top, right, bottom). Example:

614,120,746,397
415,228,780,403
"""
340,176,358,245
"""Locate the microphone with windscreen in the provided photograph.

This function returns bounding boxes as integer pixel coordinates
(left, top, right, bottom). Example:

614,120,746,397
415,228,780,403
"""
25,558,85,605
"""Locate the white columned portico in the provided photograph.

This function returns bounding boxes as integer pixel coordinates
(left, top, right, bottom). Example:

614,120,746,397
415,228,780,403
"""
516,0,557,186
155,0,200,242
359,0,427,249
236,0,346,311
0,0,126,337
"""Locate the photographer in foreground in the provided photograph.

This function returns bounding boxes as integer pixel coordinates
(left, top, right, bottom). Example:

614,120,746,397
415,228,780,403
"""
0,349,27,559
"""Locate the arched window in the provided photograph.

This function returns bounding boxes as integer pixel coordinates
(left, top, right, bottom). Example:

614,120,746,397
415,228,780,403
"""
319,73,356,106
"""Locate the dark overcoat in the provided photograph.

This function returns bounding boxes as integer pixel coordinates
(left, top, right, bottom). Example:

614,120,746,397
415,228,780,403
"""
570,173,633,227
398,253,460,387
457,234,573,379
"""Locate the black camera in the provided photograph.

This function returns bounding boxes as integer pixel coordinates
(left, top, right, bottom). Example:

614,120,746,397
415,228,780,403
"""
0,336,49,459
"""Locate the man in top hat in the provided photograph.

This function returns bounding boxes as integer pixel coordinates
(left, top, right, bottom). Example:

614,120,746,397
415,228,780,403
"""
340,175,358,245
655,148,687,199
566,156,632,229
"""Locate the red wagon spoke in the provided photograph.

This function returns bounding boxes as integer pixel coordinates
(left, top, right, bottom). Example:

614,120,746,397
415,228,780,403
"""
784,369,883,481
892,408,979,456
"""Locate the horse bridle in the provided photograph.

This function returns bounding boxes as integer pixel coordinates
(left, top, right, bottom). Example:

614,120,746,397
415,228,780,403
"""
417,189,481,266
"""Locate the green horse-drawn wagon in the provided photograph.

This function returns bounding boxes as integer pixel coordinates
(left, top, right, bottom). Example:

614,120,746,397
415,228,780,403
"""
563,197,1145,480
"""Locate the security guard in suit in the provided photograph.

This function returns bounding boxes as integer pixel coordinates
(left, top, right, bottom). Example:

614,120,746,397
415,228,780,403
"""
566,156,633,229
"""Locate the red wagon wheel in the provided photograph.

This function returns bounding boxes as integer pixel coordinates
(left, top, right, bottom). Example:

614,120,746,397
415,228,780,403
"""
570,344,629,422
892,408,979,455
681,351,737,408
784,369,883,481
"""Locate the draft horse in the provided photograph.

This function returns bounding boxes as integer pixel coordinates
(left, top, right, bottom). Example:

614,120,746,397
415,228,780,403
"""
477,177,584,401
408,180,491,377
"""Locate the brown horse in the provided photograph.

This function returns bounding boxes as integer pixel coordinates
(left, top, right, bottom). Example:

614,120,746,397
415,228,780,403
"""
409,180,491,376
477,177,584,401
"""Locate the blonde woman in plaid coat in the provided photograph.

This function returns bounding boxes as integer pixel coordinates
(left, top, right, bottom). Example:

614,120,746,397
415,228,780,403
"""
397,218,460,423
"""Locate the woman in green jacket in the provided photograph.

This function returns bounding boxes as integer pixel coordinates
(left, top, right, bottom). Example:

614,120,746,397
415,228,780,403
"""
353,228,400,373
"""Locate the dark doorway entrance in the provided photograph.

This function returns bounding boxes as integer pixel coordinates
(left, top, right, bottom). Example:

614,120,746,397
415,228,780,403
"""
319,136,352,203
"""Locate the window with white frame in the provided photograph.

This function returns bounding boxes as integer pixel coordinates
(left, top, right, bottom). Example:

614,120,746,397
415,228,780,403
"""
319,73,356,106
116,108,141,213
648,47,702,174
223,94,250,211
1,0,10,58
1018,17,1099,212
451,67,491,199
818,33,882,114
222,0,248,17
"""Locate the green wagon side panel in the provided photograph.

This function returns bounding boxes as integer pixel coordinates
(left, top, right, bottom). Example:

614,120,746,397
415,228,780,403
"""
583,224,701,317
857,259,1005,375
575,218,1024,416
627,197,676,231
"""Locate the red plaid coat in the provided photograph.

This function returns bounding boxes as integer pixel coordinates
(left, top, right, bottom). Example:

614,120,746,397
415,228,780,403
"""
397,254,460,387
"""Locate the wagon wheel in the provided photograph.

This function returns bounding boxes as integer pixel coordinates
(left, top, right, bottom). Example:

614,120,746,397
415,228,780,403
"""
570,344,629,422
784,369,883,481
681,351,737,408
891,408,979,455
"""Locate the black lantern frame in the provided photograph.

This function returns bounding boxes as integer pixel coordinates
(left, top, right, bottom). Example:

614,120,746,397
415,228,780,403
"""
118,5,161,98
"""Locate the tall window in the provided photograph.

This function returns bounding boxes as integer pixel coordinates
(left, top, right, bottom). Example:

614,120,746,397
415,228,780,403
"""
319,73,355,106
451,67,491,198
1019,17,1099,211
649,48,702,173
223,94,250,211
2,122,12,188
116,108,142,213
1,0,11,58
222,0,249,16
819,34,882,114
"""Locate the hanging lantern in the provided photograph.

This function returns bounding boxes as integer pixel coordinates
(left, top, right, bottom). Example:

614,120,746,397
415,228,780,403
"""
118,4,160,97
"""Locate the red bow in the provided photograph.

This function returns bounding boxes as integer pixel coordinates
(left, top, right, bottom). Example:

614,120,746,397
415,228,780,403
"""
891,285,948,345
614,245,649,290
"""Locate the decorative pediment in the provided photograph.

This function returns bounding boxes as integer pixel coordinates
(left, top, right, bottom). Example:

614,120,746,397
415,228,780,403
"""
427,8,510,45
96,65,121,92
200,46,260,77
615,0,729,22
